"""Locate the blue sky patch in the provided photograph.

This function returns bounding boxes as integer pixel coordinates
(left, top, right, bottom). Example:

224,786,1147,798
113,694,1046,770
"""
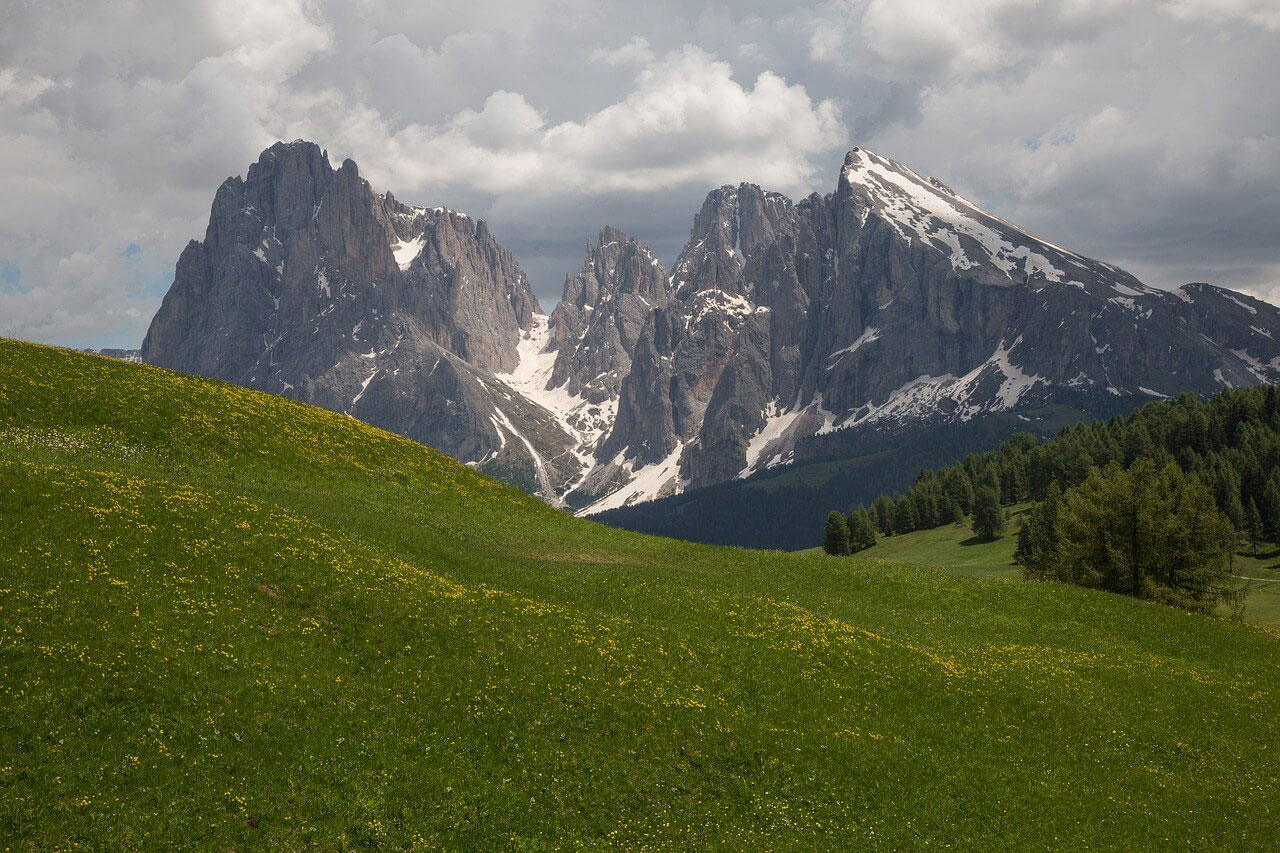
0,260,24,294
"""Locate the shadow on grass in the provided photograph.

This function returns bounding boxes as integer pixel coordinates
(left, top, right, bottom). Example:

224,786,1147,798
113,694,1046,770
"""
1235,546,1280,569
960,535,1003,547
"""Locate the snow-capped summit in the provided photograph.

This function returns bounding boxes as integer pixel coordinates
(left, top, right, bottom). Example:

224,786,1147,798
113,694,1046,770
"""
567,148,1280,511
837,147,1154,296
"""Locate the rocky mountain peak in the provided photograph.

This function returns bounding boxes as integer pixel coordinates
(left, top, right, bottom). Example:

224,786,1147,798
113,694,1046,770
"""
144,140,1280,519
669,182,811,306
545,226,666,403
670,185,748,301
144,140,569,501
579,148,1280,513
835,147,1158,297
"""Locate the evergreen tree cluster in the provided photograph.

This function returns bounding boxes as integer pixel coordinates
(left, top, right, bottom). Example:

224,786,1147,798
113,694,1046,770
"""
1018,461,1237,613
823,507,878,556
856,432,1035,540
824,385,1280,610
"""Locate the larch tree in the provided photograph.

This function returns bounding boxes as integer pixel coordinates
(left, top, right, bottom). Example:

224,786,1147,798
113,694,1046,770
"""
824,510,851,556
972,486,1005,541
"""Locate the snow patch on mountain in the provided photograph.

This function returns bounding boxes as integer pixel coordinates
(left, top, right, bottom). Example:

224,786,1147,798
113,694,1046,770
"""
490,400,559,502
827,326,881,367
842,149,1070,284
688,289,763,327
831,338,1046,431
580,442,687,514
496,313,618,488
986,338,1044,408
392,234,425,270
1224,293,1259,315
740,402,806,478
1229,347,1280,382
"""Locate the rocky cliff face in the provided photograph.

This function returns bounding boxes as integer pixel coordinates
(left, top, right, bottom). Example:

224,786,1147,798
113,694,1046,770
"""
142,140,579,498
547,226,668,403
577,184,825,503
144,140,1280,512
575,148,1280,512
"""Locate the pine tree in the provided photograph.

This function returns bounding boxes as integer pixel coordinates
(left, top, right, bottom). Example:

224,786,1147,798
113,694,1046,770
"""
1008,464,1029,503
1182,408,1211,455
873,495,895,536
1018,482,1063,580
979,464,1002,504
1263,475,1280,542
861,508,879,550
912,489,935,530
824,510,851,556
1245,499,1264,557
1226,490,1246,530
893,495,919,534
937,491,959,524
1242,455,1265,508
1057,461,1235,611
972,486,1005,541
1210,461,1243,524
846,507,877,552
945,466,975,514
1125,424,1156,466
1014,516,1034,566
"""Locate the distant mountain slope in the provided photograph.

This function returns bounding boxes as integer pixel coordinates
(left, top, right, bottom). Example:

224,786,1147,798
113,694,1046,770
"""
79,348,141,362
4,340,1280,847
589,402,1113,550
143,141,1280,516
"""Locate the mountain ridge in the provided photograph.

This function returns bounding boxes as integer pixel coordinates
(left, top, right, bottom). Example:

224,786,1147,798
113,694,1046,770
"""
142,140,1280,515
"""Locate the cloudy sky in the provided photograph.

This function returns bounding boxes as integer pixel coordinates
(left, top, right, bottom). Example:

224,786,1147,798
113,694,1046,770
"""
2,0,1278,348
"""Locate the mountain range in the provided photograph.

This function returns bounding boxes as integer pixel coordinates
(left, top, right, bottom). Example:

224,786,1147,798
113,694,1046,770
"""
142,140,1280,521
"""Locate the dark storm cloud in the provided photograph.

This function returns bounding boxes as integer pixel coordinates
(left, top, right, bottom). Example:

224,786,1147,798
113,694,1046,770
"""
1,0,1277,346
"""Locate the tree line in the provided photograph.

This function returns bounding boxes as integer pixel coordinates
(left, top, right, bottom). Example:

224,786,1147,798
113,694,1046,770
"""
824,385,1280,613
597,413,1037,551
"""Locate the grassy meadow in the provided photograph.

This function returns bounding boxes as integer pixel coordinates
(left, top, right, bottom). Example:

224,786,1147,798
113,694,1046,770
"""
812,506,1280,629
2,339,1280,848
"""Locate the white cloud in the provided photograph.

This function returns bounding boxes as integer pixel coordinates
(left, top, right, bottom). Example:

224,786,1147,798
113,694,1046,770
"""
0,250,155,345
806,0,1135,79
325,46,845,199
204,0,334,77
1,0,1278,346
0,67,54,106
590,37,656,66
1164,0,1280,30
0,0,337,347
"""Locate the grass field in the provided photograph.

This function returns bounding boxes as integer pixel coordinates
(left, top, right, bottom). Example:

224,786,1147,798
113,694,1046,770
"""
3,340,1280,848
841,505,1033,580
808,508,1280,629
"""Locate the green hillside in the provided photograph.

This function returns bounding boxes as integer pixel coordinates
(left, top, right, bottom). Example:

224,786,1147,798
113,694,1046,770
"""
3,340,1280,848
825,510,1280,630
824,507,1033,581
